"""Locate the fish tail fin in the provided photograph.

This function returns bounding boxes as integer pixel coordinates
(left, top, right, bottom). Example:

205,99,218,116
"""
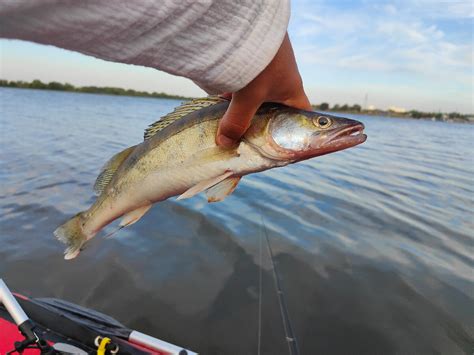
54,211,91,260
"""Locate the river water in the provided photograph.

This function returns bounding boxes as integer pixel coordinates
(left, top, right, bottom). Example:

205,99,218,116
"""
1,88,473,354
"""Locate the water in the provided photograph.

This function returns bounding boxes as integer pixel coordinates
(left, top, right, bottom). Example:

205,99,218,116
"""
1,88,473,354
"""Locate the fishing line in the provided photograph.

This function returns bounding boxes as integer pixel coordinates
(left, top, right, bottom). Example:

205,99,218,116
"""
260,214,300,355
103,225,124,239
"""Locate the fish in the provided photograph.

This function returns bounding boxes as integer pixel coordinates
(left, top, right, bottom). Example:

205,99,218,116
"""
54,96,366,259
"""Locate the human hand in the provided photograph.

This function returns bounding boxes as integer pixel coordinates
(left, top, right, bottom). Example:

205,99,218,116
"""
216,33,312,148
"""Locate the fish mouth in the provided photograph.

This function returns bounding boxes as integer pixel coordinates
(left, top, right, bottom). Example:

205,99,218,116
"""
314,123,367,155
328,123,366,147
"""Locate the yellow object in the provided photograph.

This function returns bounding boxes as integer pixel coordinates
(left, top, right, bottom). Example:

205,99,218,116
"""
97,337,111,355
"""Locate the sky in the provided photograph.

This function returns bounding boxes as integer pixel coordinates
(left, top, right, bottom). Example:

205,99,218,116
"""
0,0,472,113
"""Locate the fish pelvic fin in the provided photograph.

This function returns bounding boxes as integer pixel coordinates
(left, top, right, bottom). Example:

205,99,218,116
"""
206,177,241,203
177,171,234,200
54,211,91,260
119,204,152,228
94,145,137,196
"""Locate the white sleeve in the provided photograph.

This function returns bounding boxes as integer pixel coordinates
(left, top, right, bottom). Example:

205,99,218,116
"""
0,0,290,93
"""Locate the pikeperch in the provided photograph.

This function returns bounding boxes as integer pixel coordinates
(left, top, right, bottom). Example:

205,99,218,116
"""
55,96,366,259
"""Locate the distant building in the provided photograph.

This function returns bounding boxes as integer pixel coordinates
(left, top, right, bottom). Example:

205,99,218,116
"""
388,106,407,113
367,105,377,111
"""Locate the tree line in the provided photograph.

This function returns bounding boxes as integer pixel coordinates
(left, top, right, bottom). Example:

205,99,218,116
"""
312,102,470,122
0,79,192,101
1,79,470,122
313,103,362,112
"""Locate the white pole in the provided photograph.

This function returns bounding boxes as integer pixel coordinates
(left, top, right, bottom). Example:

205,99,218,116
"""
0,279,29,326
129,330,198,355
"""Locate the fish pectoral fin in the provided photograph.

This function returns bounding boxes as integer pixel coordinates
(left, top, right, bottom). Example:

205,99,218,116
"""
205,177,241,203
176,171,234,200
119,204,152,227
94,145,137,196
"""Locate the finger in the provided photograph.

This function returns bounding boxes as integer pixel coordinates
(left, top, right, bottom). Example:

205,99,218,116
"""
280,88,313,111
217,94,262,148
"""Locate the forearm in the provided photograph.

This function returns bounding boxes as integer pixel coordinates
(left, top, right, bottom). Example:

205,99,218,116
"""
0,0,290,93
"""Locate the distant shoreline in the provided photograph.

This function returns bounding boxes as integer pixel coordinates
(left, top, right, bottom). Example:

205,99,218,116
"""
0,79,193,101
1,79,472,124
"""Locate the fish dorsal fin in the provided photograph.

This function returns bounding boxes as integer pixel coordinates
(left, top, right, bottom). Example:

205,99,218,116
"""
94,145,137,196
144,96,226,140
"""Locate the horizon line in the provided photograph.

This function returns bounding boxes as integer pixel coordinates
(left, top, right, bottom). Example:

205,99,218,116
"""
1,78,472,117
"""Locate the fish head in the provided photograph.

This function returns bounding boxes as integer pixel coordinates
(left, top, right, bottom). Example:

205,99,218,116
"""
245,106,366,162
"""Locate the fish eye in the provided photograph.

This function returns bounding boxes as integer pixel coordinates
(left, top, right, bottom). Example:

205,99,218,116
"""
313,116,332,128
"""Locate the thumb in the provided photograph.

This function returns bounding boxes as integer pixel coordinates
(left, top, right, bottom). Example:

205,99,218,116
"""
217,93,262,148
275,82,312,111
282,92,313,112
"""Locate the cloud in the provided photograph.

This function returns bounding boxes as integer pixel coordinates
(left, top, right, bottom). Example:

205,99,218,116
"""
376,21,444,44
295,12,364,37
289,0,473,112
404,0,474,19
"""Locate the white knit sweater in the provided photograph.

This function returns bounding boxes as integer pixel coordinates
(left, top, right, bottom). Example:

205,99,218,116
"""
0,0,290,93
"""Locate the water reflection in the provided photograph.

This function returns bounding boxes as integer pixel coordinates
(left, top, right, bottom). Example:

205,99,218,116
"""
1,88,473,354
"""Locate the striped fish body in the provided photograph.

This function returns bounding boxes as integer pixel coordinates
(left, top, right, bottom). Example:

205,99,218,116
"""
84,101,276,235
55,97,366,259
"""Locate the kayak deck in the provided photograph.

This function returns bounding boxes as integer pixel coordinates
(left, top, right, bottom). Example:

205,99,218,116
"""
0,291,196,355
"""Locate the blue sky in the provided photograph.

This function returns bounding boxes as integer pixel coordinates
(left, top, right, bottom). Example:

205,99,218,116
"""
1,0,472,113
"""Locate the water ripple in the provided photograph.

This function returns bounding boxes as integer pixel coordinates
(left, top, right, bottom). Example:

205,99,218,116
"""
1,88,473,354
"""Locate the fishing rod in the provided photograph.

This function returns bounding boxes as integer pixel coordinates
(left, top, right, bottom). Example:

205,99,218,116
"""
259,217,300,355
